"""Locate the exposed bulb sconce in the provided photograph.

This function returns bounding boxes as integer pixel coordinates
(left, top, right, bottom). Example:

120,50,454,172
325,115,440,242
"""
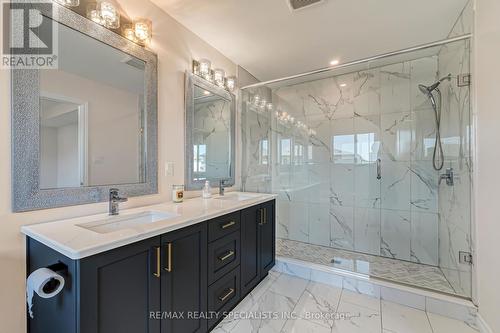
54,0,80,7
226,76,236,92
214,68,226,87
134,19,152,45
192,59,236,92
123,19,152,46
86,1,120,29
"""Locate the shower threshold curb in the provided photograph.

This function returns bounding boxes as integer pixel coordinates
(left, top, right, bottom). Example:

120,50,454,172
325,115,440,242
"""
275,256,478,328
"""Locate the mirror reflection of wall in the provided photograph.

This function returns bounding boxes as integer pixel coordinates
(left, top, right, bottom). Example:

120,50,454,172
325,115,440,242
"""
39,20,146,189
40,96,86,189
192,85,231,183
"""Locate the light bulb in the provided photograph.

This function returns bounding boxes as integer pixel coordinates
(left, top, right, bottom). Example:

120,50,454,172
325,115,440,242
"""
134,19,152,44
214,69,225,87
199,59,211,78
99,2,120,29
226,76,236,91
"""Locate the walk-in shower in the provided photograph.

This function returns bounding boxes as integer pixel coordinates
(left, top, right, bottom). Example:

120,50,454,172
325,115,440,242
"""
240,25,473,298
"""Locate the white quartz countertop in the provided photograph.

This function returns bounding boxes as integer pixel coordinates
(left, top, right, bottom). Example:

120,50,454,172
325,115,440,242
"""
21,192,277,260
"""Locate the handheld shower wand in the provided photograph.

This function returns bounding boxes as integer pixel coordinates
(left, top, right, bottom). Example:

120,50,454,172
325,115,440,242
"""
418,74,452,171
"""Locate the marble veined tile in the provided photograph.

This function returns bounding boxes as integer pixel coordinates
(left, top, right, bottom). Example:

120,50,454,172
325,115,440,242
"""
281,318,332,333
330,205,355,250
229,290,296,333
331,163,355,207
410,211,438,266
353,164,381,209
267,272,308,302
409,161,438,213
353,207,381,256
352,68,381,117
381,111,412,162
427,313,478,333
332,298,381,333
380,160,411,211
380,62,411,114
293,281,342,328
308,203,331,247
381,209,411,261
381,301,432,333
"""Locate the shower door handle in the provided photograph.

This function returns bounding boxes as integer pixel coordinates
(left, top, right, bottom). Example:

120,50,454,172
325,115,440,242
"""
376,159,382,180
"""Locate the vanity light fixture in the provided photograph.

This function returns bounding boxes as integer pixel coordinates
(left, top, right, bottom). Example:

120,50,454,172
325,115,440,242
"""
87,3,104,25
54,0,80,7
266,103,273,111
192,59,237,92
214,68,226,87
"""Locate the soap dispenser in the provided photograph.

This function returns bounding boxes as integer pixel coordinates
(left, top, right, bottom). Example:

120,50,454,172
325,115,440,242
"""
202,181,212,199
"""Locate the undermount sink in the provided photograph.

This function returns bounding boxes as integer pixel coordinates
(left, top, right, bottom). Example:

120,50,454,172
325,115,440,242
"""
214,192,261,202
77,211,178,234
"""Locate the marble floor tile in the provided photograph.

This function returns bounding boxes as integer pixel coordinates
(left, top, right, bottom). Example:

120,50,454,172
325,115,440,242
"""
381,301,432,333
267,273,308,302
292,281,342,328
215,272,476,333
332,300,382,333
281,318,332,333
427,313,479,333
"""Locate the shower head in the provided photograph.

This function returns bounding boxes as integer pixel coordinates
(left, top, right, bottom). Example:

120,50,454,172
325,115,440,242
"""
418,74,453,95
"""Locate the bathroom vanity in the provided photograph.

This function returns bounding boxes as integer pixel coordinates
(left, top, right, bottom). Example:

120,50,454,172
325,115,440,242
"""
23,193,276,333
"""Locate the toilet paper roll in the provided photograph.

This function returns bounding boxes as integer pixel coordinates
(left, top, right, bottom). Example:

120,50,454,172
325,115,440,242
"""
26,268,65,319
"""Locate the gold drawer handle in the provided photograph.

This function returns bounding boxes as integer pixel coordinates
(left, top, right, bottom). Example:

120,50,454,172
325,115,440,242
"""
164,243,172,272
221,221,236,229
218,250,235,262
153,247,161,278
218,288,235,302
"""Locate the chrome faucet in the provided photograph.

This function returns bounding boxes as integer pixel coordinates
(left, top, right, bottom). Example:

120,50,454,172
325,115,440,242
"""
439,168,455,186
109,188,128,215
219,179,229,196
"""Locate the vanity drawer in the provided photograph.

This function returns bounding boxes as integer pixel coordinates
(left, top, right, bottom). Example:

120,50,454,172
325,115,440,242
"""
208,212,240,242
208,231,240,284
208,267,240,329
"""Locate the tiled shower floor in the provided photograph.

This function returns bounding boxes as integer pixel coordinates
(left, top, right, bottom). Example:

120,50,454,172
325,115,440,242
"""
276,238,466,297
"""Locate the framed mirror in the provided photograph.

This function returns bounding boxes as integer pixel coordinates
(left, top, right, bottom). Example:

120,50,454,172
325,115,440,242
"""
185,72,235,190
12,5,158,212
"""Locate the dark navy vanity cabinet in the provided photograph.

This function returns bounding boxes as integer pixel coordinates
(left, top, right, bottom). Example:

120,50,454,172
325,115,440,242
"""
26,200,275,333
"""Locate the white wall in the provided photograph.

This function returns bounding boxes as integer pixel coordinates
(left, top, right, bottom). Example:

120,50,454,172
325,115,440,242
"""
474,0,500,331
0,1,237,331
57,123,80,187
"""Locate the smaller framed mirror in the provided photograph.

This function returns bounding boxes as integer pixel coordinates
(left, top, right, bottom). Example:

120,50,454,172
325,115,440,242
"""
185,72,235,190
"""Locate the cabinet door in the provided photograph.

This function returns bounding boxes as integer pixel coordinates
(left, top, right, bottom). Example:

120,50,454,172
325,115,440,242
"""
79,237,161,333
161,223,207,333
260,200,275,277
240,205,261,296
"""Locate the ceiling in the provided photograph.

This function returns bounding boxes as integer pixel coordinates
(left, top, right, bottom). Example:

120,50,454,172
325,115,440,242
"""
152,0,469,82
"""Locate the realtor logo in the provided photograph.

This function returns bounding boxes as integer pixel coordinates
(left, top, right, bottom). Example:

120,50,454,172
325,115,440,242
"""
1,0,58,69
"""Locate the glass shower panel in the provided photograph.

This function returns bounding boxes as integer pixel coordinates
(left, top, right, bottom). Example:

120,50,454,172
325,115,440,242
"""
240,38,472,298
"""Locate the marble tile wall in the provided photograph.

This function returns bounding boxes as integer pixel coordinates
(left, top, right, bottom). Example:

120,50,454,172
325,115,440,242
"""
436,0,473,297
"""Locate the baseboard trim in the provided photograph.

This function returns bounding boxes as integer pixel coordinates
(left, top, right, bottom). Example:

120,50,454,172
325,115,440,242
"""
476,314,493,333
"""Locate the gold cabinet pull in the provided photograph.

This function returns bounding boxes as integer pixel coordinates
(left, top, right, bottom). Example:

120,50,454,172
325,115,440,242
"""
259,208,265,225
153,247,161,278
218,288,235,302
165,243,172,272
218,250,235,262
263,208,267,225
221,221,236,229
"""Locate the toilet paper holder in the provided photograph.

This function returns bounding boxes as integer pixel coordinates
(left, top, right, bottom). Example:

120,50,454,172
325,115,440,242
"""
46,262,68,276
